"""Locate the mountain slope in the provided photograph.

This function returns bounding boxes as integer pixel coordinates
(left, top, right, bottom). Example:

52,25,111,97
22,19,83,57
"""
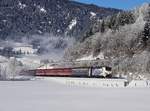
0,0,121,40
65,3,150,79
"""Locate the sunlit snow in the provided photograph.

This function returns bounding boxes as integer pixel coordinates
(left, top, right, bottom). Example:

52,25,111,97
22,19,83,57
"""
18,1,26,9
68,19,77,30
40,7,47,13
37,5,47,13
90,12,96,17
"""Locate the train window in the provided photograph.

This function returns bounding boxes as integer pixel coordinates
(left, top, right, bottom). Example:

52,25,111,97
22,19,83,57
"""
92,68,103,76
105,67,112,71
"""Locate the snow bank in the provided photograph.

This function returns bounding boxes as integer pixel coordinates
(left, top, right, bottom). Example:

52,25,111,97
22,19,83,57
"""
127,80,150,88
36,77,150,88
40,77,127,88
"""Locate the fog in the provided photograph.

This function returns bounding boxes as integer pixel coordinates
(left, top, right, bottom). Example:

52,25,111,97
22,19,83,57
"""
0,33,75,61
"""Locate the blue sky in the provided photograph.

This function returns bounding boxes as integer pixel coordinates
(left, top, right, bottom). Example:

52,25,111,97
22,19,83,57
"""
75,0,150,10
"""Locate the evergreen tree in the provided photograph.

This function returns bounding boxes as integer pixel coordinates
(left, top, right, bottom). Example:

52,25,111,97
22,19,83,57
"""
100,20,105,33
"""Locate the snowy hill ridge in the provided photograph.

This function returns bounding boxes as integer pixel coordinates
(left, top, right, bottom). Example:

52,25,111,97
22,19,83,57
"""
0,0,120,40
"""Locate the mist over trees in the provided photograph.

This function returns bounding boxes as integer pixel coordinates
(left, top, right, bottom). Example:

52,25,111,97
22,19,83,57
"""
65,3,150,79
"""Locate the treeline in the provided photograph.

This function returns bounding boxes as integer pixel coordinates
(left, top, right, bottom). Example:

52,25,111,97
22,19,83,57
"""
80,11,136,41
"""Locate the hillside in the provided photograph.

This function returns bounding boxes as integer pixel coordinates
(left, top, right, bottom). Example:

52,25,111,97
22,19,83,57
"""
0,0,120,40
65,3,150,79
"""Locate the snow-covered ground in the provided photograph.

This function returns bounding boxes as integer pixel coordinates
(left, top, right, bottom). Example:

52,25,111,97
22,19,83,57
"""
16,54,41,69
77,53,104,61
0,80,150,111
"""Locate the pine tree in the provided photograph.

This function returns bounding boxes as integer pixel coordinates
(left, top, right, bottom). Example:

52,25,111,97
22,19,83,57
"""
100,20,105,33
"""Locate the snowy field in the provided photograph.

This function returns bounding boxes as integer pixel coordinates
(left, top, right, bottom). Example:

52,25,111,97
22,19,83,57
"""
0,80,150,111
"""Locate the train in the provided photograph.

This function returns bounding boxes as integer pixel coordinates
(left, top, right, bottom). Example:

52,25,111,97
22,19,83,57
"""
21,65,113,78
